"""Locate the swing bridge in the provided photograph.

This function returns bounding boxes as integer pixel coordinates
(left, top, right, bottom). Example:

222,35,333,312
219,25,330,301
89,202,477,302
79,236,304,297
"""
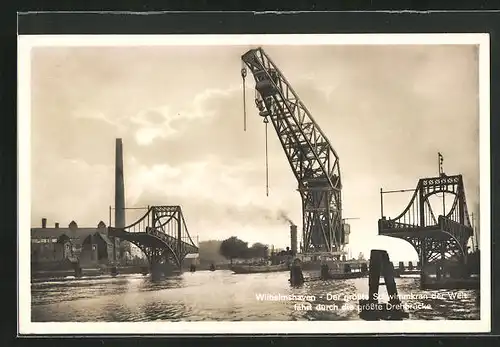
108,205,198,269
378,174,475,279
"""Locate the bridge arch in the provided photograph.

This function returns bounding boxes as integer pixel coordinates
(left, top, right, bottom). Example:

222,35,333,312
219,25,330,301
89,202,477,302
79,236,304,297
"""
108,205,198,270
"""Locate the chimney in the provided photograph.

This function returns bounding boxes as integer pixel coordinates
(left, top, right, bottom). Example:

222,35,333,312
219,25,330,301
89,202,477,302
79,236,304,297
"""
290,224,298,255
55,222,59,228
41,218,47,228
115,138,126,228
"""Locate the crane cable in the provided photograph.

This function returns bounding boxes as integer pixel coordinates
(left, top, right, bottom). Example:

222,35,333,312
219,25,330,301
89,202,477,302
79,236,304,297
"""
241,62,270,196
264,116,269,196
241,64,247,132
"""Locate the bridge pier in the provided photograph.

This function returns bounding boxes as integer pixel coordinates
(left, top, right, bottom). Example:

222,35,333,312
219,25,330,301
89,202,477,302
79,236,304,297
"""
419,242,427,289
147,248,169,279
150,262,164,279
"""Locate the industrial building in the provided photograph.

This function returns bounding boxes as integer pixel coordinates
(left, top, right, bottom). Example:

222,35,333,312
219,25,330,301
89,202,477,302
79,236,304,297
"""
31,218,120,269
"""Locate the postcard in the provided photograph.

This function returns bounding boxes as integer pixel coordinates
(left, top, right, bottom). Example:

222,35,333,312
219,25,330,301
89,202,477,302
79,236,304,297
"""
18,33,491,334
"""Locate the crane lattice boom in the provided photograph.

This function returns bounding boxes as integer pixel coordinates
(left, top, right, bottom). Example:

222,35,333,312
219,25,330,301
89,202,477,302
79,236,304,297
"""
241,47,345,254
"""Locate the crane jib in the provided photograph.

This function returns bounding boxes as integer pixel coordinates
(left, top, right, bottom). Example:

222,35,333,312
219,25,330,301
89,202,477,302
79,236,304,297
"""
240,48,345,255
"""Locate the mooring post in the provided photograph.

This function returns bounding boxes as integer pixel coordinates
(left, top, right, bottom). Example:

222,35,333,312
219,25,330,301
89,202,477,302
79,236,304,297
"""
74,263,82,278
290,258,304,286
360,249,408,320
381,253,400,304
320,262,330,280
399,261,405,272
368,250,382,302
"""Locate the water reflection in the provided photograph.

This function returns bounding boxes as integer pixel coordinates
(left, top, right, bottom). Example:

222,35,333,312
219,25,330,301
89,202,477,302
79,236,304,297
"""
31,270,479,322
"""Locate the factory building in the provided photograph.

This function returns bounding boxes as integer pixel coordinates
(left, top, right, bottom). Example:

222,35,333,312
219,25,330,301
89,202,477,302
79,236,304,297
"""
31,218,120,269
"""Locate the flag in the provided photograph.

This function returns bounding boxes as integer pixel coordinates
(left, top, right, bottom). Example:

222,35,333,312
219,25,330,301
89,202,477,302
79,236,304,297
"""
438,152,444,176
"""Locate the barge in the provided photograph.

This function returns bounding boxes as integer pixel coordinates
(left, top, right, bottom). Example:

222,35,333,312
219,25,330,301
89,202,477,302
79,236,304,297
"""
231,263,289,274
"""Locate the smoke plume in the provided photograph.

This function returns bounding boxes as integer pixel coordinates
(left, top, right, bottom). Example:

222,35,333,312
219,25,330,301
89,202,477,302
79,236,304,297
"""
278,210,295,226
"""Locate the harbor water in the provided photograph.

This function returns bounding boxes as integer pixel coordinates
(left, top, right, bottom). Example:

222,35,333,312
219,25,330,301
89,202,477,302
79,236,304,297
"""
31,270,479,322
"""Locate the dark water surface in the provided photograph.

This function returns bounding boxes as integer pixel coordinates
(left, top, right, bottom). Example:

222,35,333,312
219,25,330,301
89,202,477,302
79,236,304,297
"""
31,270,479,321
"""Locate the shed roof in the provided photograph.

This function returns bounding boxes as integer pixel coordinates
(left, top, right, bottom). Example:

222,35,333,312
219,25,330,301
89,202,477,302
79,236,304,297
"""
31,227,101,244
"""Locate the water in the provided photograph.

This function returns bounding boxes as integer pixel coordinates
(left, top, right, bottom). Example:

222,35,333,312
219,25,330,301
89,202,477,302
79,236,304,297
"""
31,270,479,321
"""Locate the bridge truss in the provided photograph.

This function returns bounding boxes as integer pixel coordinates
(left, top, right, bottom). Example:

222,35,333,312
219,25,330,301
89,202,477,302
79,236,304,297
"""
108,205,198,269
379,174,473,278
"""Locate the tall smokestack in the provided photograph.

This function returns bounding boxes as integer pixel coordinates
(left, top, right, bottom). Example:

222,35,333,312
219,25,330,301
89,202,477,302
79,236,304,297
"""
290,224,298,255
115,138,126,228
41,218,47,228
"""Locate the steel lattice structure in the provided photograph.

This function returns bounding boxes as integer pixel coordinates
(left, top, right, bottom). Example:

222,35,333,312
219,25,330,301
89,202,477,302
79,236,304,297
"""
241,47,344,254
108,205,198,268
379,174,473,273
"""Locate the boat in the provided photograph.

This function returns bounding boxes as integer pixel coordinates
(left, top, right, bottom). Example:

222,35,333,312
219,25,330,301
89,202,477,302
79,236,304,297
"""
296,271,366,283
231,263,289,274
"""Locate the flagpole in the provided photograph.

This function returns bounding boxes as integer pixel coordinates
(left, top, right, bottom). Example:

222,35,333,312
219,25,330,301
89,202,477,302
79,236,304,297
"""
439,152,445,216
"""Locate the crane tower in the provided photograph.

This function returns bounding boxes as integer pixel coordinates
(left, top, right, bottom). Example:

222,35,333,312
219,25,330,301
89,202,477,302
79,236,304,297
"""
241,47,345,255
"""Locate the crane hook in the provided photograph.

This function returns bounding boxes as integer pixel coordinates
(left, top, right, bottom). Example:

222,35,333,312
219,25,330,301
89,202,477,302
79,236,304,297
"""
241,66,247,132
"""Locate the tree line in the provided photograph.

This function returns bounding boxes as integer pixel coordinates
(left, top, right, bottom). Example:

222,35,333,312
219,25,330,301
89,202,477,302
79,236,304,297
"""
219,236,269,264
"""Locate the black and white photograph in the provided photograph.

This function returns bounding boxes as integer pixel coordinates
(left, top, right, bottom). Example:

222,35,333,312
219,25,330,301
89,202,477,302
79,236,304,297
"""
17,34,490,334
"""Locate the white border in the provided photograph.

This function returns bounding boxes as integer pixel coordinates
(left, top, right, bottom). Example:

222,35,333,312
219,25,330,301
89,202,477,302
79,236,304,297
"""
18,34,491,335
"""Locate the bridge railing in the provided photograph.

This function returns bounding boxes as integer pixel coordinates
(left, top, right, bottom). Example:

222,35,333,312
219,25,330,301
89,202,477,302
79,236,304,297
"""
378,218,419,233
145,226,198,253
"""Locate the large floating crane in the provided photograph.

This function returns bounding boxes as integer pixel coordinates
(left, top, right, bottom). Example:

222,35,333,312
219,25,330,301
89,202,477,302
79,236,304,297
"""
241,47,345,256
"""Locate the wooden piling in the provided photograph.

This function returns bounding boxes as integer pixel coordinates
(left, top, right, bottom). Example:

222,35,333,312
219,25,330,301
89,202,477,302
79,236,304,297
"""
367,250,382,302
398,261,405,271
359,249,409,320
290,259,304,286
381,255,399,304
110,265,118,277
320,263,330,280
74,265,82,278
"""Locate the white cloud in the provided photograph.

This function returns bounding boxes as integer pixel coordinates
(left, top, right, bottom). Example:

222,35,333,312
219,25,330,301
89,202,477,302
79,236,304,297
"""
127,85,242,146
134,126,176,145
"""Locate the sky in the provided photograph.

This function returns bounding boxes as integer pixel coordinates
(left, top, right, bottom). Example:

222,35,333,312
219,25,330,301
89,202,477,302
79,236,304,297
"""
30,44,480,262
